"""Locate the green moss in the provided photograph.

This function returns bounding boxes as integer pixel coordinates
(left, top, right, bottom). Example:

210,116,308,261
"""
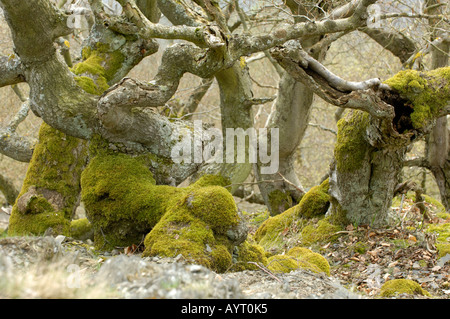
300,217,342,247
190,174,231,189
80,146,255,272
384,67,450,129
296,179,330,218
230,239,268,271
352,241,369,254
8,123,87,237
23,195,55,215
81,153,177,249
379,279,430,297
426,222,450,257
255,180,335,250
334,110,371,172
185,186,239,234
267,246,330,276
422,194,447,218
141,185,241,272
268,189,293,215
71,42,125,95
253,205,298,249
210,245,233,273
70,218,94,241
8,211,70,236
436,242,450,259
74,76,109,96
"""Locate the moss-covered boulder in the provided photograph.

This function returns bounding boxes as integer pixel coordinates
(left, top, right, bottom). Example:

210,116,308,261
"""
254,179,336,250
228,239,268,272
266,247,330,276
379,279,430,298
142,185,243,272
80,152,177,249
69,218,94,241
300,218,341,247
296,179,330,218
80,150,266,272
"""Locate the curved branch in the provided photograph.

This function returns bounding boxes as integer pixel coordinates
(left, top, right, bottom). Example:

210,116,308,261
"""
230,0,377,58
360,27,417,64
0,55,26,87
0,129,35,163
270,41,394,120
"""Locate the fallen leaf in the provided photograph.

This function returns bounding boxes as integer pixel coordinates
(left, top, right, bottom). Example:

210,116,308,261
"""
124,244,138,255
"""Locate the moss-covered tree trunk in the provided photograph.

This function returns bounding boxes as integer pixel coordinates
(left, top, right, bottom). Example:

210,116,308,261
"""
8,123,88,235
7,2,158,236
328,67,450,227
328,110,408,227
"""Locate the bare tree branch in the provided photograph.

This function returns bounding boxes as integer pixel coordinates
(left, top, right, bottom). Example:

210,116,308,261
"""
360,27,417,64
0,55,25,87
270,41,395,120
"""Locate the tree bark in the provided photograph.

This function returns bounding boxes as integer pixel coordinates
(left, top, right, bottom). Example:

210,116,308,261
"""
426,0,449,211
328,110,408,227
3,0,158,235
253,2,333,215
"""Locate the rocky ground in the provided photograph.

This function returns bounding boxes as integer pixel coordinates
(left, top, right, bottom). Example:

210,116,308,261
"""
0,196,449,299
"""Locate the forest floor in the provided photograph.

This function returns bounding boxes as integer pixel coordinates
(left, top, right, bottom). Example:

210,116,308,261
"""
0,195,449,299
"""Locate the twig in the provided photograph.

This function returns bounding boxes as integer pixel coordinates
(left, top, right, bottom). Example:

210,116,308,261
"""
247,262,282,283
308,122,337,136
399,193,407,229
277,172,304,194
225,179,285,188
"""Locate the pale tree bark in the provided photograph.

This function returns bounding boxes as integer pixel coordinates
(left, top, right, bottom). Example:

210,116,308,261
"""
254,0,362,215
426,0,449,211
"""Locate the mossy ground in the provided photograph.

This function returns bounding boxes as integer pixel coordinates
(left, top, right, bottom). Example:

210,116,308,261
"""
267,246,330,276
390,191,450,258
254,179,339,253
379,279,430,297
